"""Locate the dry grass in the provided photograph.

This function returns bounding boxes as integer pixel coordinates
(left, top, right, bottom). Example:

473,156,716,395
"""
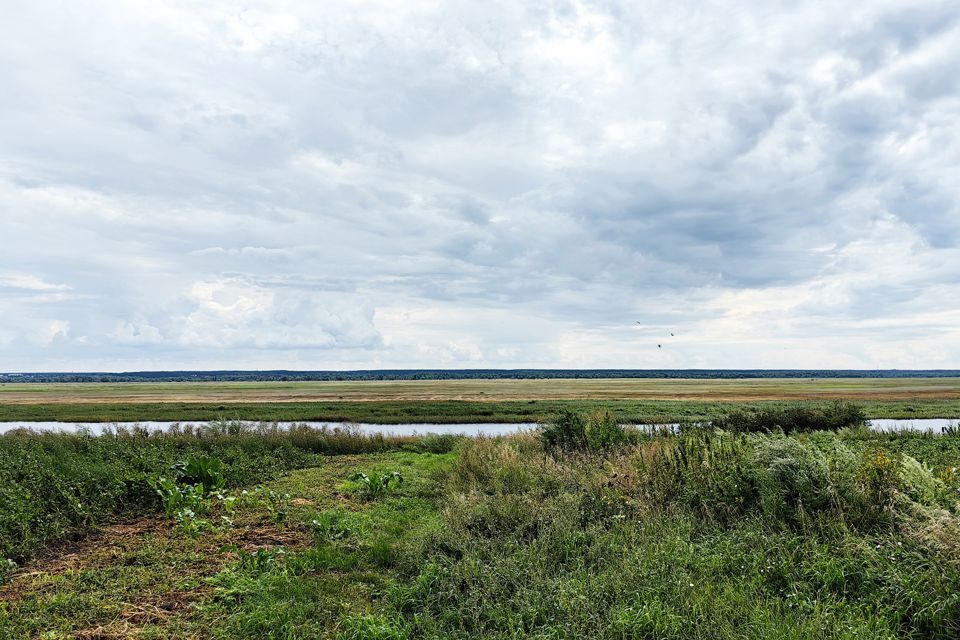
3,377,960,405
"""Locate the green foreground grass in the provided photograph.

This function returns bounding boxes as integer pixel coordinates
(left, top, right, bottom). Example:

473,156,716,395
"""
2,421,960,639
0,452,452,639
0,426,457,562
3,397,960,423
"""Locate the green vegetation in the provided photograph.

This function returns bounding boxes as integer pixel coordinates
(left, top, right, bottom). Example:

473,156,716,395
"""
349,470,406,501
3,397,960,423
3,377,960,424
0,423,459,563
713,400,867,433
2,407,960,638
541,408,634,451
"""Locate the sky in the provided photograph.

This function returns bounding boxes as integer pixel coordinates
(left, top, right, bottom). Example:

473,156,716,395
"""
2,0,960,371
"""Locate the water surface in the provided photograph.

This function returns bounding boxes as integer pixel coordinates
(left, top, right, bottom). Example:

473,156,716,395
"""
0,418,956,436
0,421,538,437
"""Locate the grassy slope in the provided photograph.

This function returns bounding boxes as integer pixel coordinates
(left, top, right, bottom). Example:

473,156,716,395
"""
3,429,960,639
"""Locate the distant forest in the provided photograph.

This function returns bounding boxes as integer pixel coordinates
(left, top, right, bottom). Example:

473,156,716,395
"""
2,369,960,383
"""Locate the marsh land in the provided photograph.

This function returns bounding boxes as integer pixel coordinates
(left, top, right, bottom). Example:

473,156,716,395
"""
3,377,960,423
2,402,959,639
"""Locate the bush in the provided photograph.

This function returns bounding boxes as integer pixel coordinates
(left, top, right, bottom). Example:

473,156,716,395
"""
402,433,463,454
752,438,832,522
584,409,631,451
540,410,587,451
713,401,866,434
172,455,227,494
449,436,556,496
898,455,946,507
541,410,631,453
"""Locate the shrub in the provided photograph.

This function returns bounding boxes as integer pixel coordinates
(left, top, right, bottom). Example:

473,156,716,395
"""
714,401,866,434
898,455,945,507
541,410,587,451
584,409,631,451
402,433,462,454
752,438,832,522
632,430,756,522
387,429,960,639
448,436,555,496
541,410,631,453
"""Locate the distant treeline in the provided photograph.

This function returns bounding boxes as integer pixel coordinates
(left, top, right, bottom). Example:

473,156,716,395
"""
3,369,960,383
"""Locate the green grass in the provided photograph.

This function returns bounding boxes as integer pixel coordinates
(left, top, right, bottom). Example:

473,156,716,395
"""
373,429,960,639
2,414,960,639
2,398,960,423
0,452,453,639
0,425,459,563
3,377,960,424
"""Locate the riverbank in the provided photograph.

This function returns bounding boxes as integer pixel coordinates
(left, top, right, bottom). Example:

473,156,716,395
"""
3,397,960,423
3,423,959,639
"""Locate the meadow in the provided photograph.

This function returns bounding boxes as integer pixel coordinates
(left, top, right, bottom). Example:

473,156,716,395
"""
2,405,959,639
3,377,960,423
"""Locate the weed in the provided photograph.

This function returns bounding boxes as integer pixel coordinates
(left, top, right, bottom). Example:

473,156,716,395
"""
0,558,16,584
265,489,291,525
172,455,227,494
233,547,287,573
310,511,352,544
337,614,409,640
350,471,405,500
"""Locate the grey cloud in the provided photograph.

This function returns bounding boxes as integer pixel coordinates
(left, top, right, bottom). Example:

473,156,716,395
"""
1,0,959,369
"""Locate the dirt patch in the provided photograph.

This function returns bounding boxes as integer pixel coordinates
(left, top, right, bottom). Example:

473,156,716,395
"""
0,516,170,602
70,585,214,639
75,623,146,640
119,586,214,624
1,518,310,640
228,522,311,553
0,516,309,608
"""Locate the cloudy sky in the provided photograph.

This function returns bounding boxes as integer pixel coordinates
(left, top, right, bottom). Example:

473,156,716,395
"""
2,0,959,371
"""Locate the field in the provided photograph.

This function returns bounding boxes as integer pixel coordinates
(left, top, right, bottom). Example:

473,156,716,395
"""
2,410,960,639
4,378,960,423
7,377,960,402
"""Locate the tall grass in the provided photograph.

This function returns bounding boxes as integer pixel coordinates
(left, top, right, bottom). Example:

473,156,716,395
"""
374,421,960,639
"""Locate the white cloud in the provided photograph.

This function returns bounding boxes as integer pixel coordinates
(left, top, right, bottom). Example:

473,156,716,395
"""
175,278,382,350
0,273,70,292
0,0,958,370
